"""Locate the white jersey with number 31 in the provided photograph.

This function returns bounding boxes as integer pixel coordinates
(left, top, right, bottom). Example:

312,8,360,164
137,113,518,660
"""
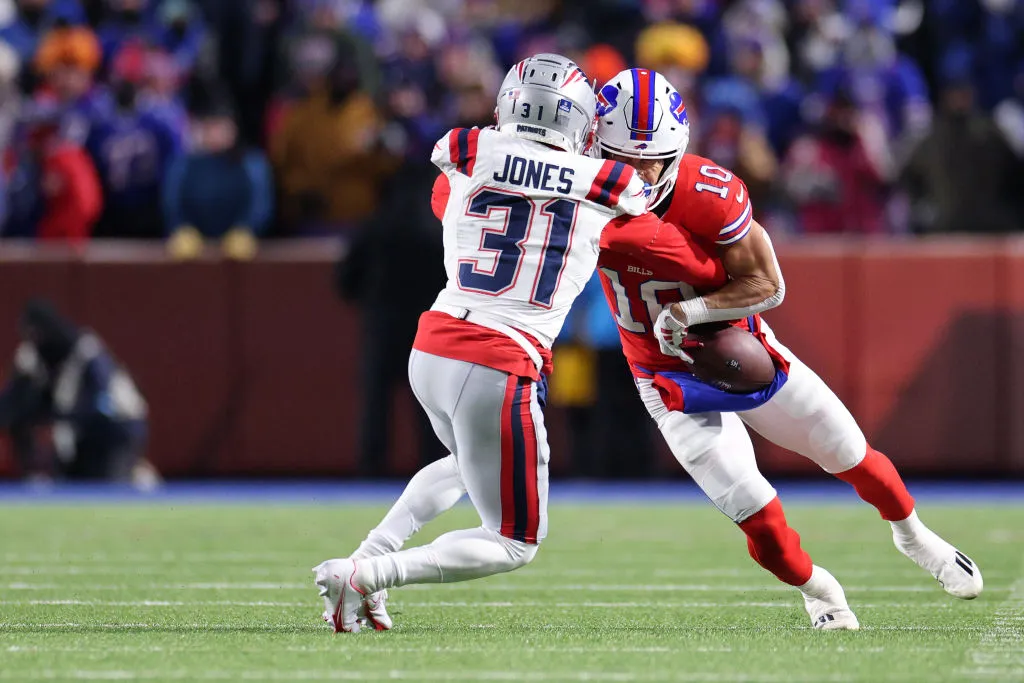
430,126,648,347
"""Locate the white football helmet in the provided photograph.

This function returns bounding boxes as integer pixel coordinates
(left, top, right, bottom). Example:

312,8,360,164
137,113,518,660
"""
495,53,597,155
595,68,691,209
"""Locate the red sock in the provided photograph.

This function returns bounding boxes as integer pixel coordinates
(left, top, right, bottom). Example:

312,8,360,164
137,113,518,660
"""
834,446,915,522
737,497,813,586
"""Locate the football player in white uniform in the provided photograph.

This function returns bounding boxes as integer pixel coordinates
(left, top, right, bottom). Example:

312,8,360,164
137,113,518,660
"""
597,68,982,628
313,54,655,632
332,67,983,633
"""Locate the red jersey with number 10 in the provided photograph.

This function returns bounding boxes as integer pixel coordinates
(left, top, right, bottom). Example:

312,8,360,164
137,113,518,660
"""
597,154,767,376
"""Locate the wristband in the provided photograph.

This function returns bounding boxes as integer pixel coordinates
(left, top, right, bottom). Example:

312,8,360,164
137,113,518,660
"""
676,297,710,327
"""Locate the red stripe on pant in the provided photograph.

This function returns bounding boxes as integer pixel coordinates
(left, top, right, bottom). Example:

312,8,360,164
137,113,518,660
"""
499,376,541,544
499,374,518,540
519,381,540,544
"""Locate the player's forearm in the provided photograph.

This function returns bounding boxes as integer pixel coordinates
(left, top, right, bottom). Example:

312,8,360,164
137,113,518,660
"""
671,274,785,326
671,223,785,326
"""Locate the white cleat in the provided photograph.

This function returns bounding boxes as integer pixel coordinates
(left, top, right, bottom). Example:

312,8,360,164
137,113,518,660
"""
800,565,860,631
313,558,366,633
362,590,392,631
894,528,983,600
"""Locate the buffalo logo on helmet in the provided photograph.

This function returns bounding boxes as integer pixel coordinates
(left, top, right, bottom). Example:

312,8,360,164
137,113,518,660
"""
596,84,619,117
668,91,688,125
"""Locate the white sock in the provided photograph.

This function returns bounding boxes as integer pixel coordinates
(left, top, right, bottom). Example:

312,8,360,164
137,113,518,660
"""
351,455,466,560
798,565,842,601
890,509,926,541
356,527,538,591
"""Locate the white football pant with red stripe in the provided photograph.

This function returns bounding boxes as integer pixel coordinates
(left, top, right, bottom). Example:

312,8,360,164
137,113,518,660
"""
351,350,547,593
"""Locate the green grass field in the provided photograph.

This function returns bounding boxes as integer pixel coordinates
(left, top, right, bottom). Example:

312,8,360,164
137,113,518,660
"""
1,501,1022,683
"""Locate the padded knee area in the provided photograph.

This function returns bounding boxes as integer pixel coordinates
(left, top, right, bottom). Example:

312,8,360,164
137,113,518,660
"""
495,528,540,571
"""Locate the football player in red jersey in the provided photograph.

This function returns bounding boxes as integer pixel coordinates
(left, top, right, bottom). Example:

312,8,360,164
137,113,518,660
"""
592,68,982,628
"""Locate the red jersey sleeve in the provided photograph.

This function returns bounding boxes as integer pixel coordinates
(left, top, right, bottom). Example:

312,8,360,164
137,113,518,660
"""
674,155,754,247
431,173,451,220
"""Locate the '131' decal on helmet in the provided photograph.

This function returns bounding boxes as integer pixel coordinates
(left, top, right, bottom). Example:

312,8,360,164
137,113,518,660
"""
596,84,619,117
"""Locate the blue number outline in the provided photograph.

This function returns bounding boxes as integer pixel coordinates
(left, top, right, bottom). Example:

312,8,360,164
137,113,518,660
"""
456,188,579,306
457,187,535,296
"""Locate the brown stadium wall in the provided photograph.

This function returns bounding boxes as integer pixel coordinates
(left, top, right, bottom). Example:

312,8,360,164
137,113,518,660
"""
1,236,1023,479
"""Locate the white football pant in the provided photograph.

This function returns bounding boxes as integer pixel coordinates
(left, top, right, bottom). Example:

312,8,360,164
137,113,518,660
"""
351,350,548,591
638,320,868,522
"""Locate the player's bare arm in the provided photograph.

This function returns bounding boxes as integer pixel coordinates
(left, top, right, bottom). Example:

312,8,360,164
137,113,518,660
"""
670,221,785,327
606,152,785,329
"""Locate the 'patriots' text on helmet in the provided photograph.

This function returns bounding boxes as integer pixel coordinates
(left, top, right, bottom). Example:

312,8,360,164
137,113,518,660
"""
595,68,691,209
495,53,597,156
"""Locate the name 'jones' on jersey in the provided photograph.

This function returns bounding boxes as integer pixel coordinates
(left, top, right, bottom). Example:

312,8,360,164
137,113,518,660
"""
492,154,575,194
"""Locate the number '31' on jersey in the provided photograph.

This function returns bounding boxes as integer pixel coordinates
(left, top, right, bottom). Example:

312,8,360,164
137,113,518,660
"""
417,126,649,379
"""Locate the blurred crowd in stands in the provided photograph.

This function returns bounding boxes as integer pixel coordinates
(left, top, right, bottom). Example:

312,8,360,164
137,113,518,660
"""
1,0,1023,252
1,0,1022,480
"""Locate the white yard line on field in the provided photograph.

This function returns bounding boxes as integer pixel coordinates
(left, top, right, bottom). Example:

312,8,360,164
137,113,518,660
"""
4,645,685,655
0,567,284,576
0,622,988,633
0,599,953,610
0,670,859,682
2,581,998,593
961,570,1024,681
0,552,309,563
1,565,1019,584
2,643,952,656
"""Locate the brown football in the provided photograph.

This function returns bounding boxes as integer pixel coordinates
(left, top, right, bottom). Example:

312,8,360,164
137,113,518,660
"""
685,323,776,393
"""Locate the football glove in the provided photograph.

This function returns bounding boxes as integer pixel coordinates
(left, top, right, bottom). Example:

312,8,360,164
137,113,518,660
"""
655,305,696,363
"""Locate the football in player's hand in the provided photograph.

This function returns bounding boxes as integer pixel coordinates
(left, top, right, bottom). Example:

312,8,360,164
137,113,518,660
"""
685,323,776,393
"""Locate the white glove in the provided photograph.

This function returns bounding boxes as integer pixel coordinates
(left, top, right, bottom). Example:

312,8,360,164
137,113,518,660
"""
654,306,694,364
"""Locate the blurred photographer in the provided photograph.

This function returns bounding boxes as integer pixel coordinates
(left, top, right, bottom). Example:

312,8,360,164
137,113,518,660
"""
0,300,156,487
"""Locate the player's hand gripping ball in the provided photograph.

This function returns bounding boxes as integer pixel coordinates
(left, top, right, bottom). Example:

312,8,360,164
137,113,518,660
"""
654,306,694,362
